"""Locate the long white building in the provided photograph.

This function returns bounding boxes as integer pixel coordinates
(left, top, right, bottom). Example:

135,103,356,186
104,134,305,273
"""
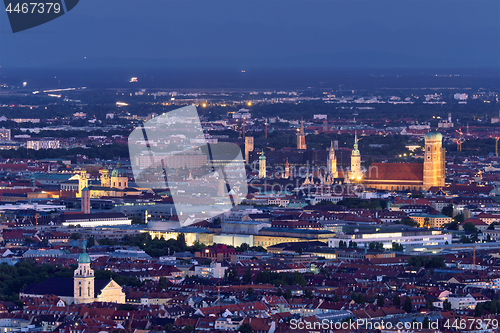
328,228,451,250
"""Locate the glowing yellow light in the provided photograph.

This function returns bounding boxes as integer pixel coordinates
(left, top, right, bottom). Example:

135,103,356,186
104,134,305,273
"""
247,102,252,106
202,103,207,108
404,153,407,157
356,176,362,181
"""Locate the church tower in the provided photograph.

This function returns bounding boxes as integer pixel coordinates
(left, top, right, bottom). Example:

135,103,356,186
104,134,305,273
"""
245,136,254,164
327,141,338,178
74,242,94,304
81,187,90,214
284,159,290,179
423,131,445,190
259,150,266,178
350,133,362,181
100,166,110,187
76,168,88,198
297,121,307,150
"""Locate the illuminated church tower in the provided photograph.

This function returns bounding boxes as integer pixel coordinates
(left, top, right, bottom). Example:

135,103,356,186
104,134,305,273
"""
259,150,266,178
245,136,254,164
327,141,338,178
100,166,110,187
297,121,307,150
74,242,94,304
77,168,88,198
350,133,362,181
423,131,445,190
284,159,290,179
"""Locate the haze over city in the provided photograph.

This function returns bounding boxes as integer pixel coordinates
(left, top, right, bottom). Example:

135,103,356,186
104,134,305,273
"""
0,1,499,333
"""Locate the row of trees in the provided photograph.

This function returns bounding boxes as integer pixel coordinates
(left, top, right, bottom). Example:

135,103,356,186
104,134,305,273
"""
255,270,307,287
407,256,446,268
0,260,74,303
98,233,205,258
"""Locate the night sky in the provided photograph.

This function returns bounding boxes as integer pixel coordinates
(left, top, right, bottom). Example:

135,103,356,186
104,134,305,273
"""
0,0,499,69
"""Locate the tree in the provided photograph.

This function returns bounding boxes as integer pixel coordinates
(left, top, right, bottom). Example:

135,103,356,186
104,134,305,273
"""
277,288,283,296
183,324,194,332
441,204,454,217
284,289,292,300
226,267,238,282
393,294,401,307
131,217,143,225
158,277,168,290
236,243,250,252
400,218,418,227
392,242,403,251
247,287,254,296
87,236,95,248
297,247,303,255
377,295,384,307
176,233,186,250
488,222,500,230
474,303,484,317
423,316,430,329
423,217,430,229
117,304,137,311
463,222,478,234
426,298,434,310
304,288,313,299
403,297,413,313
239,323,254,333
243,268,252,284
455,213,465,223
443,299,452,311
70,233,81,240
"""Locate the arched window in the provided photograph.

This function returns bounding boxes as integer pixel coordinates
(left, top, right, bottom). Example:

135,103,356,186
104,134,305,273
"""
88,287,91,297
79,287,82,297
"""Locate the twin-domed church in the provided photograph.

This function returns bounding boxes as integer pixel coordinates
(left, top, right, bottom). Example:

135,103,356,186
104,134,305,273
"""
20,245,126,305
74,162,137,198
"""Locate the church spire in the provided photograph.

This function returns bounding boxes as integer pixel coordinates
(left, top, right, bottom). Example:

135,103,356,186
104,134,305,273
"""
327,141,338,178
353,131,359,152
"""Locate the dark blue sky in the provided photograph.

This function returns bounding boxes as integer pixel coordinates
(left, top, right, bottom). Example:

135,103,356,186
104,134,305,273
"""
1,0,499,69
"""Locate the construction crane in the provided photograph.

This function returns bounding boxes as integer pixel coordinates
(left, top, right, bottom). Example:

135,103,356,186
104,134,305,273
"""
455,128,465,152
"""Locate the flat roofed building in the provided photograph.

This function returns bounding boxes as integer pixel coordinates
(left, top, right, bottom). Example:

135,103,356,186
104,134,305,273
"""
61,212,131,227
328,228,451,250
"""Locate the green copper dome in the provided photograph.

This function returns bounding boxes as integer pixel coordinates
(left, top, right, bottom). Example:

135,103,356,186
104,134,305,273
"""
111,162,127,177
78,251,91,264
425,131,442,141
78,239,91,264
